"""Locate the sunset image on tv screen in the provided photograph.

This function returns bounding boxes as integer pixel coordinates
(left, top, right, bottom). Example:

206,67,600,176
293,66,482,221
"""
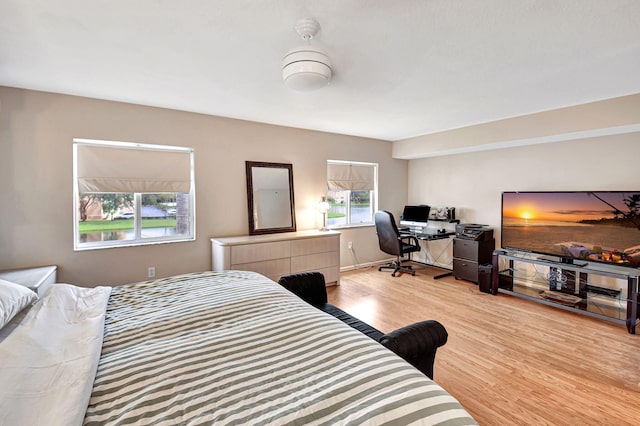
501,192,640,266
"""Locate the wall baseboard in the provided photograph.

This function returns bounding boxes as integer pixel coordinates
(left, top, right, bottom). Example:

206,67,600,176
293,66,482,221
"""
340,258,393,272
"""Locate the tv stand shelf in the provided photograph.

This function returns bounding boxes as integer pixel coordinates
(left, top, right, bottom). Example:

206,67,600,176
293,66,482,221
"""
491,250,639,334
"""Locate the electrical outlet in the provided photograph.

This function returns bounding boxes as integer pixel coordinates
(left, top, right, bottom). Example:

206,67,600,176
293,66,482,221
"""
347,241,353,249
148,266,156,278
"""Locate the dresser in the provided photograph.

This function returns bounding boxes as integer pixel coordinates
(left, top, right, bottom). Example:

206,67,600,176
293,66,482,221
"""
211,230,340,285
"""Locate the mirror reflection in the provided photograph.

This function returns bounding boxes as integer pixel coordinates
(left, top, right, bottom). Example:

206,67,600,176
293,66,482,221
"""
246,161,296,235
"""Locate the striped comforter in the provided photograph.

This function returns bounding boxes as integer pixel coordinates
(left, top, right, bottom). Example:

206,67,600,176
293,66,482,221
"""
84,271,477,425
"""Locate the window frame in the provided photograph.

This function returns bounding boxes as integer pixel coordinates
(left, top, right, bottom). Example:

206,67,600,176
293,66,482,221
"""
73,139,196,251
326,160,378,229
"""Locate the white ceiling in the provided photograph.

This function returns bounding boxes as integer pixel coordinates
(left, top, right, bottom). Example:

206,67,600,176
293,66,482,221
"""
1,0,639,141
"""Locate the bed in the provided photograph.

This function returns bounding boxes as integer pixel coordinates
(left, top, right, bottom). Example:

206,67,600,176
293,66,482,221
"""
0,270,477,425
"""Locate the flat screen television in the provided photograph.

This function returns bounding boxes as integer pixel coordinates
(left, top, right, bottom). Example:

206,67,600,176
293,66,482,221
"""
400,205,430,228
501,191,640,268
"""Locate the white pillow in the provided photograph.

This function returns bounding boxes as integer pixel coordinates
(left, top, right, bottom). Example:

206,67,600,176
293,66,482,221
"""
0,278,38,330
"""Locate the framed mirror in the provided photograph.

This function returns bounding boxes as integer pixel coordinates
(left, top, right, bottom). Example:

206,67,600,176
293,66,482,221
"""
245,161,296,235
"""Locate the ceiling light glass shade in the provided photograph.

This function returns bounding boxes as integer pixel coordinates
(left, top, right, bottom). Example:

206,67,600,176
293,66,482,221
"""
282,46,332,91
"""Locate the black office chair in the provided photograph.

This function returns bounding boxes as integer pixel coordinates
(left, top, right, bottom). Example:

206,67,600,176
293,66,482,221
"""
374,210,421,276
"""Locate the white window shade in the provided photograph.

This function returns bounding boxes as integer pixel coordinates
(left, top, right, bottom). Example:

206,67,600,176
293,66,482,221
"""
76,143,192,193
327,162,376,191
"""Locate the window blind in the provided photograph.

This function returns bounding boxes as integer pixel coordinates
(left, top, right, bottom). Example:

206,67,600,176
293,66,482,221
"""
327,162,376,191
76,142,192,193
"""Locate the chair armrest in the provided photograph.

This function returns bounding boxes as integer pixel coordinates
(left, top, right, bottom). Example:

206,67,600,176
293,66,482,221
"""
379,320,448,379
399,234,420,245
278,272,328,306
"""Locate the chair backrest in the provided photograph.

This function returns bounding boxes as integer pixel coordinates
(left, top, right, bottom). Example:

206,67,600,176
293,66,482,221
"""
374,210,402,256
278,272,328,306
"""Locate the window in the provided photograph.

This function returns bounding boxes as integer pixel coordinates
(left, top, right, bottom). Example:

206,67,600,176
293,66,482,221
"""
73,139,195,250
326,160,377,228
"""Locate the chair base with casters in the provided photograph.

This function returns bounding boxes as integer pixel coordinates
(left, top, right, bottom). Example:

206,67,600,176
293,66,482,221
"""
378,256,415,276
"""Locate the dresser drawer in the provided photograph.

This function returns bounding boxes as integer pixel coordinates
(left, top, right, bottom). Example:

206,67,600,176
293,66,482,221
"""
230,258,291,278
291,251,339,274
453,258,479,283
230,241,290,264
291,235,339,256
314,266,339,285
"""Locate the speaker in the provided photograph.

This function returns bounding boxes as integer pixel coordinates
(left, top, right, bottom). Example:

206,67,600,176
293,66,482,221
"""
478,264,493,294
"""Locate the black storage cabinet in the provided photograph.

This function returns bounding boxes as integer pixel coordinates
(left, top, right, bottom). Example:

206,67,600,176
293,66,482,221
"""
452,238,495,284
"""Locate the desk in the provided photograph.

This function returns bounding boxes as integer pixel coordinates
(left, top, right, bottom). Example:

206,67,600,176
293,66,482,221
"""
401,231,455,278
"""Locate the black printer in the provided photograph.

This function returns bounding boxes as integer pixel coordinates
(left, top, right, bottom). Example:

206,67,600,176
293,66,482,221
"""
455,224,493,241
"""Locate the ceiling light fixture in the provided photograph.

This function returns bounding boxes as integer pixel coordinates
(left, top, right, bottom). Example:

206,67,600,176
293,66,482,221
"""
282,18,332,92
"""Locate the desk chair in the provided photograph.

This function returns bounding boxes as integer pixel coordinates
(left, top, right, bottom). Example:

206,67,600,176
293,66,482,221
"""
375,210,421,276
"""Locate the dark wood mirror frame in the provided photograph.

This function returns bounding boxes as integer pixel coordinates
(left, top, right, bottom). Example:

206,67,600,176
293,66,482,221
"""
245,161,296,235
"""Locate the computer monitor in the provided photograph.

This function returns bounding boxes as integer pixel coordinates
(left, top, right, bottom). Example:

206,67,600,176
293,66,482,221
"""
400,205,430,229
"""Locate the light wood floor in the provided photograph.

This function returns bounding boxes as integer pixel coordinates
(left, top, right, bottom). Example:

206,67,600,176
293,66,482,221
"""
328,264,640,426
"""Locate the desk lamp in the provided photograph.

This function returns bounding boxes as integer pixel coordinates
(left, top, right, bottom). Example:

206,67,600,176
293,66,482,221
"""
318,196,331,231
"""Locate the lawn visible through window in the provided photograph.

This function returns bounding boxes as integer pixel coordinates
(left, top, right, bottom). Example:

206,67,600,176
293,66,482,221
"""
326,160,377,227
77,192,189,243
73,139,195,250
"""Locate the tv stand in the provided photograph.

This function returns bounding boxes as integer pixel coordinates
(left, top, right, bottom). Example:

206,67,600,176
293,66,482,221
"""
492,250,639,334
536,255,587,267
560,257,588,267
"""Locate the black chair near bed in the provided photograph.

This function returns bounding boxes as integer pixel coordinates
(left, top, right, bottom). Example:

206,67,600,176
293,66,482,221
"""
278,271,448,379
374,210,421,276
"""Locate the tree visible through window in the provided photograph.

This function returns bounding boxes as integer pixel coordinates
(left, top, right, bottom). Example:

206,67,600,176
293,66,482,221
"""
326,161,377,227
73,139,195,250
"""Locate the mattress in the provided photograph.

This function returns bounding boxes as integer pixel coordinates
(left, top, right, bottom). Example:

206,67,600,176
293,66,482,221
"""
1,270,477,425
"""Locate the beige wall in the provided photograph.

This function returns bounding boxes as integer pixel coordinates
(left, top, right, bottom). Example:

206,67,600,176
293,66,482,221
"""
402,93,640,251
407,135,640,246
394,94,640,159
0,87,408,286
